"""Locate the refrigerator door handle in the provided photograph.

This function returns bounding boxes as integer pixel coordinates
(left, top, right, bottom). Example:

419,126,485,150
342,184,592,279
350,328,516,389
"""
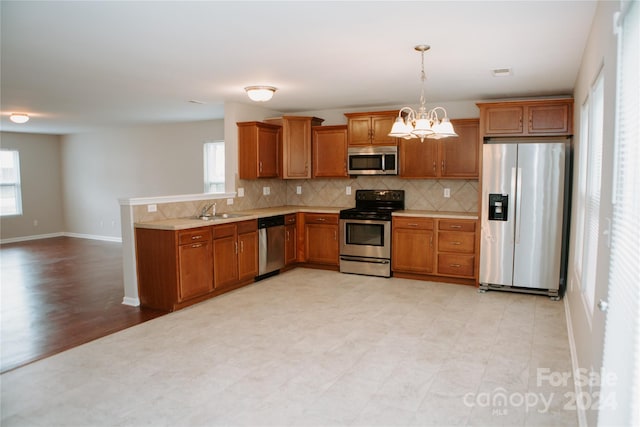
510,166,517,243
515,167,523,244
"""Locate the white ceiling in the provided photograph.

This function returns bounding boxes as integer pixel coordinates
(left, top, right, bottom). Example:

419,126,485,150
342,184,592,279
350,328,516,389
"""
1,1,597,135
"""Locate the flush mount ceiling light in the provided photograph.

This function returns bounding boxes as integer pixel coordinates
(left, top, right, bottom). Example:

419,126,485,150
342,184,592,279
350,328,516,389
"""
244,86,277,102
9,113,30,124
388,45,457,141
492,67,513,77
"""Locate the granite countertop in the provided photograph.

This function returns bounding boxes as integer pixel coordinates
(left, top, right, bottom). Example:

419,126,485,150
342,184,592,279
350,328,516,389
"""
135,206,478,231
393,210,479,220
134,205,343,231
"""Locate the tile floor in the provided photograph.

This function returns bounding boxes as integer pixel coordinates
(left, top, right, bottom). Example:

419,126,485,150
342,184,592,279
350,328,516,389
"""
0,268,577,426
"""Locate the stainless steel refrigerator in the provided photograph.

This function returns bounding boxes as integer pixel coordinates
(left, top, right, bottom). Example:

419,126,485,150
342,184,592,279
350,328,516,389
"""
479,139,571,299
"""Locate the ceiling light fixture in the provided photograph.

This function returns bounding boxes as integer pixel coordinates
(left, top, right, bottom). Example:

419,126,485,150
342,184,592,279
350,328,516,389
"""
388,45,457,141
9,113,30,124
244,86,277,102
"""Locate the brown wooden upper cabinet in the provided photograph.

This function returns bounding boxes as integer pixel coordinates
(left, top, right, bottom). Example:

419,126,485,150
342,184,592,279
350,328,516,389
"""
312,125,348,178
345,110,399,146
399,118,480,179
265,116,324,179
477,99,573,137
237,121,281,179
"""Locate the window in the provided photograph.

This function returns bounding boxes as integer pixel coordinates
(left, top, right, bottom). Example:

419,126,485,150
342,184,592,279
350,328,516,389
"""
599,2,640,424
0,150,23,216
574,69,604,317
203,141,225,193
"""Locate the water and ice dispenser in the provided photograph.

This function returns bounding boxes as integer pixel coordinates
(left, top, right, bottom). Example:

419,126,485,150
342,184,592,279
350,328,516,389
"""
488,194,509,221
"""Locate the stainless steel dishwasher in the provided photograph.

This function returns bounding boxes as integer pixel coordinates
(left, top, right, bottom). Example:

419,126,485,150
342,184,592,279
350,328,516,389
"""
257,215,285,280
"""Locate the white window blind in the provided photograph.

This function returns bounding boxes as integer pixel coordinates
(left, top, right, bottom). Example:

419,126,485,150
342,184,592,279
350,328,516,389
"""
599,1,640,425
574,100,590,280
0,150,23,216
204,141,225,193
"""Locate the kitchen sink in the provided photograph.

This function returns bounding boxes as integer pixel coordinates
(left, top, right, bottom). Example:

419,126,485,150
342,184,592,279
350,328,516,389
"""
194,213,249,221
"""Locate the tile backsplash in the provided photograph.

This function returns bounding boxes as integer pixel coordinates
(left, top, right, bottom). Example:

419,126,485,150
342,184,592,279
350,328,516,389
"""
133,176,478,223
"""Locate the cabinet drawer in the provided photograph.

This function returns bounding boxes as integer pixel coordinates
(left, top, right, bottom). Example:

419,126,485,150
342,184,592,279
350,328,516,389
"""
393,217,434,230
437,254,475,277
212,224,236,239
438,219,476,232
237,219,257,234
285,213,297,225
178,227,211,245
438,231,475,253
305,213,338,225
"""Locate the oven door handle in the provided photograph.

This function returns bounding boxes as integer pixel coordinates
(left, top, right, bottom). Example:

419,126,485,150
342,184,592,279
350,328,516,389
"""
340,256,390,264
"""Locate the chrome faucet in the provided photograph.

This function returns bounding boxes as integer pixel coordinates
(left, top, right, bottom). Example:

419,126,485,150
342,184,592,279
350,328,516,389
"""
200,202,216,218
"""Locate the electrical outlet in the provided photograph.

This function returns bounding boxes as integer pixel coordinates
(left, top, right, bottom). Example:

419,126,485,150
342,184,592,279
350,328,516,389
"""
237,187,245,197
444,188,451,198
227,198,234,205
147,204,157,212
263,186,270,196
346,186,352,195
296,185,302,195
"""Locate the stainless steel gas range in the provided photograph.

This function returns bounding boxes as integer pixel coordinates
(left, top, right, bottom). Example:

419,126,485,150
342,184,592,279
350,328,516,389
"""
339,189,405,277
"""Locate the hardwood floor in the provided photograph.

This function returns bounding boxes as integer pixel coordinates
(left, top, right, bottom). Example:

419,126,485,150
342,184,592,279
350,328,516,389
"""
0,237,164,373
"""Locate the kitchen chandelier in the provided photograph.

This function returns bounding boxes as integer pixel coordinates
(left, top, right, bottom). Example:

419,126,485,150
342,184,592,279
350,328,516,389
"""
244,86,277,102
388,45,457,141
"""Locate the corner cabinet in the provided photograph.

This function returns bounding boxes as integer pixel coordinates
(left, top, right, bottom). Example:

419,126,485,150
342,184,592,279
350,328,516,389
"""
136,226,214,312
312,125,348,178
237,121,281,179
477,99,573,137
345,110,399,146
399,118,479,179
265,116,324,179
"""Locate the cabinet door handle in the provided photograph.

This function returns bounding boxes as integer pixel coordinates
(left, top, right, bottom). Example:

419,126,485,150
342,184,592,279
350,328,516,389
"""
286,230,290,241
234,241,238,254
259,161,263,173
450,264,462,268
316,218,326,222
449,225,462,229
191,235,203,240
408,223,419,227
429,236,433,248
240,241,244,253
334,230,337,241
191,243,203,248
432,161,436,173
451,241,462,245
441,160,445,173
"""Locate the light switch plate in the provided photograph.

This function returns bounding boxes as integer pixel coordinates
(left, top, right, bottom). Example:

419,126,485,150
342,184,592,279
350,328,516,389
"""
444,188,451,198
237,187,245,197
296,185,302,195
263,186,270,196
346,186,352,195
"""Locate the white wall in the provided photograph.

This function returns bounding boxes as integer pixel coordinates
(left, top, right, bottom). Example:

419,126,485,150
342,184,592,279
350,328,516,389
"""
62,119,224,239
0,132,64,241
566,1,620,426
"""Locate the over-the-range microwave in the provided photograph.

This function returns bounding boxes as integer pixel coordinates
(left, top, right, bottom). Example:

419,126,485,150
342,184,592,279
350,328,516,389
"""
347,146,398,176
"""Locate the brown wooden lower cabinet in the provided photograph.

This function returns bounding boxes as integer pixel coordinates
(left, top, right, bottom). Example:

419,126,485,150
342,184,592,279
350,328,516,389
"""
392,216,478,285
136,226,214,312
213,220,258,289
391,217,434,273
303,213,339,267
284,213,297,266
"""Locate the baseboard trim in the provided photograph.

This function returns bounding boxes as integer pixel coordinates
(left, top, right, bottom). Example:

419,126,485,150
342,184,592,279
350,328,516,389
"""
122,297,140,307
0,232,65,244
1,232,122,245
564,296,587,427
62,232,122,243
